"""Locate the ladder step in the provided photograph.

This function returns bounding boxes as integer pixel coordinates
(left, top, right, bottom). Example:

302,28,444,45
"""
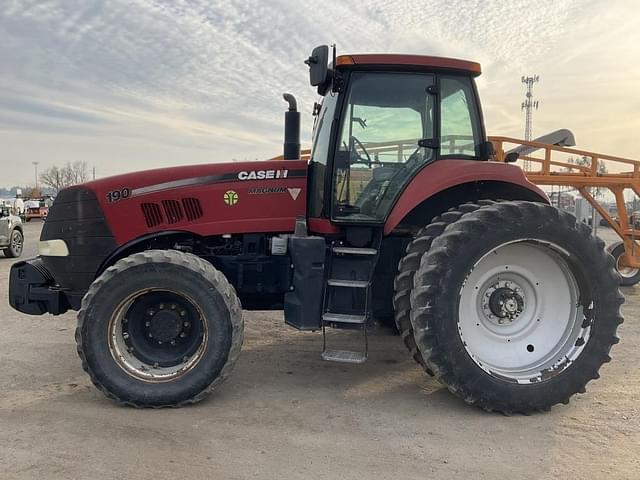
322,312,367,324
332,246,378,255
321,349,367,364
327,279,369,288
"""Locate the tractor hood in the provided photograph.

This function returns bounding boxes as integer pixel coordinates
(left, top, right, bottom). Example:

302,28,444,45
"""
81,159,309,245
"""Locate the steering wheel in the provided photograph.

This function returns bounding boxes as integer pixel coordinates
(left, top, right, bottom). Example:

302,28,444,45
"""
349,136,376,166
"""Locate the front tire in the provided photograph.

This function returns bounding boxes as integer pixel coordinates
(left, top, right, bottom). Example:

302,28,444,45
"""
76,250,243,407
411,201,623,413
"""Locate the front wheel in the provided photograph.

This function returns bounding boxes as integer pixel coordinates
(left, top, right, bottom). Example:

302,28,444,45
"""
77,250,243,407
411,201,623,413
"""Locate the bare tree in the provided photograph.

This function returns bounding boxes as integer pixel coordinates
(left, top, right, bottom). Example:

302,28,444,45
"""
64,161,89,185
39,166,66,193
40,161,89,193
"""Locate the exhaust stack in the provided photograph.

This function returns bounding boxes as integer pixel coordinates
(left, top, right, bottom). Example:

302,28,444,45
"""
283,93,300,160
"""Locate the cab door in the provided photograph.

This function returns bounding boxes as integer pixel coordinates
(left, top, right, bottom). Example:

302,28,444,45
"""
329,72,436,224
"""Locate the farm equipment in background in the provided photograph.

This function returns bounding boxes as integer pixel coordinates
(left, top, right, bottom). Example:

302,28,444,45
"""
8,45,623,414
491,136,640,286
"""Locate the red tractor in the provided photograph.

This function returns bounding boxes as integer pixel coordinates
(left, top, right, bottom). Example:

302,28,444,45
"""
9,46,622,413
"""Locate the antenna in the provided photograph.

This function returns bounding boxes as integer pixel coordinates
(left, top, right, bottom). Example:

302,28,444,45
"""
521,75,540,171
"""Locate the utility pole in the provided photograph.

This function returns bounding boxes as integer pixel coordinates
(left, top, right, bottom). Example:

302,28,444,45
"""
521,75,539,171
32,161,39,190
93,166,96,181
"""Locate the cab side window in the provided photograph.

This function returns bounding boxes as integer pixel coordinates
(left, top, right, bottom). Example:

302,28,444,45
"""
440,76,481,157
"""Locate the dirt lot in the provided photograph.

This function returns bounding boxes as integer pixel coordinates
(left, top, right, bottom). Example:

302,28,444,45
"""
0,222,638,480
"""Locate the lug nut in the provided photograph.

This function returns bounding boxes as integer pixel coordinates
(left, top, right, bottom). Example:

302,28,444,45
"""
123,332,129,339
147,309,154,316
179,332,186,338
158,340,163,345
159,303,164,310
170,304,177,310
148,333,153,338
145,321,151,327
179,310,186,317
170,340,176,346
183,321,190,327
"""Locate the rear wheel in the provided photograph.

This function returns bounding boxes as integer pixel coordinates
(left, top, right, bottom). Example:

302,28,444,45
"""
608,241,640,286
3,229,23,258
411,201,623,413
77,250,243,407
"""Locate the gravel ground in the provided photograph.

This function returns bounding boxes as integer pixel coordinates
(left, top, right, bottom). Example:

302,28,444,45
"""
0,221,638,480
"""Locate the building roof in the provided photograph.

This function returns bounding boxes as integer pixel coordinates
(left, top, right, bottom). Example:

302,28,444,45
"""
336,54,481,76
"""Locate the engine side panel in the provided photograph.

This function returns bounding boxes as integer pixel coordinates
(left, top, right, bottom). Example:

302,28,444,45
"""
84,160,308,246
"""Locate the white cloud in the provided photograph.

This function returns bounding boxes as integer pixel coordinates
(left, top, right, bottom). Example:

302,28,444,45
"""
0,0,638,186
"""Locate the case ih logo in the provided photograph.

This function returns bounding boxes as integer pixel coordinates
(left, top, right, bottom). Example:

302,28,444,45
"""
237,169,288,180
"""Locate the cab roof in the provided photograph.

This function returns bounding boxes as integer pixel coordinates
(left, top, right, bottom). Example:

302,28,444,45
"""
336,54,481,76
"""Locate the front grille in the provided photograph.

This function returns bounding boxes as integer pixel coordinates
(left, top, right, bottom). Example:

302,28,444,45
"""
141,203,164,227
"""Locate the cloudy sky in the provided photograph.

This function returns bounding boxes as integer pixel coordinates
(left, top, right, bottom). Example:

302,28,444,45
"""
1,0,639,187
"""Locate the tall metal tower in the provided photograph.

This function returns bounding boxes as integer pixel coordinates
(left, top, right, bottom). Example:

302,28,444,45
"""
521,75,539,170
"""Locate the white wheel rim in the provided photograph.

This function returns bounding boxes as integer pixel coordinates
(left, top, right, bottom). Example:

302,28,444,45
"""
458,241,589,383
615,254,639,278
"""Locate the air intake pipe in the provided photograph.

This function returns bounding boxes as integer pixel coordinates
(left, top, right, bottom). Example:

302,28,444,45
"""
283,93,300,160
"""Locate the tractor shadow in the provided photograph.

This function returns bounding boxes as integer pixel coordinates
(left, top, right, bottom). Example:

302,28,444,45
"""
225,322,486,417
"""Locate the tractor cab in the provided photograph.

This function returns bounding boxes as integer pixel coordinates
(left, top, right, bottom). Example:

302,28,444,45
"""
282,46,493,361
304,46,489,224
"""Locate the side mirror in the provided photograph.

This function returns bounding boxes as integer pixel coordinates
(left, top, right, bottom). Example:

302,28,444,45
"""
305,45,329,91
505,152,520,163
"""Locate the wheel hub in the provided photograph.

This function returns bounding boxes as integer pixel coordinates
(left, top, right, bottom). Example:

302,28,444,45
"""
115,291,203,374
482,280,525,324
148,309,183,343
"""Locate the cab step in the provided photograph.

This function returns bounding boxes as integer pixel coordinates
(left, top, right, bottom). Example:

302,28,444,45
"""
322,312,367,324
326,279,369,288
321,349,367,364
332,246,378,255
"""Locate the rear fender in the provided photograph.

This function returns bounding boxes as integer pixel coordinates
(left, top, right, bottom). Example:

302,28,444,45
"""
385,160,548,235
